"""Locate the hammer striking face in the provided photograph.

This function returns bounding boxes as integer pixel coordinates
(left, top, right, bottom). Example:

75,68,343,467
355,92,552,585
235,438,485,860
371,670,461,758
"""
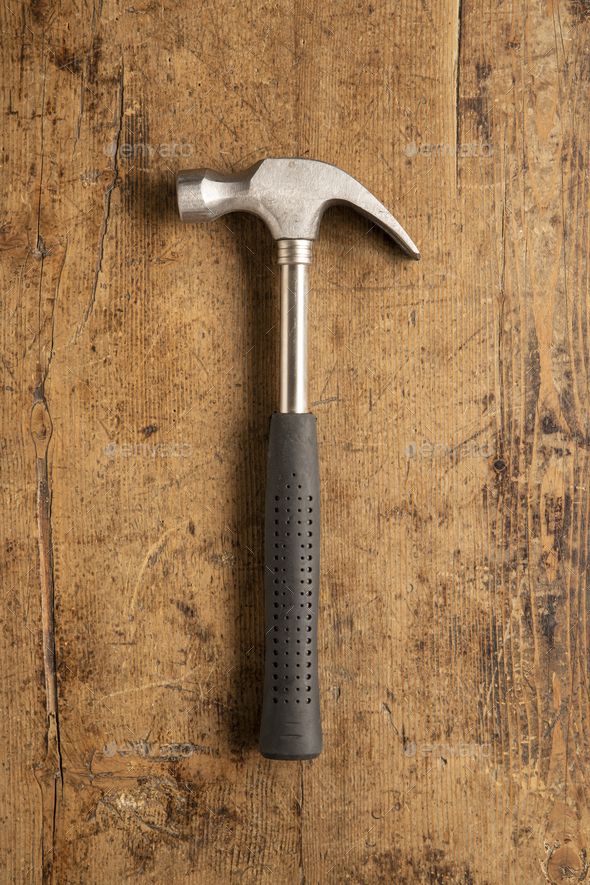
176,158,419,759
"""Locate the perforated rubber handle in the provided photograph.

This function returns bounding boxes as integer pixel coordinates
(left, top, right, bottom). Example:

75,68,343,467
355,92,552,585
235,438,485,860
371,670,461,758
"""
259,413,322,759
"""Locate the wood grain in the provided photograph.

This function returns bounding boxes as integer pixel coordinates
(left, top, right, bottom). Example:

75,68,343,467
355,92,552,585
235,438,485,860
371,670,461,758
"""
1,0,589,882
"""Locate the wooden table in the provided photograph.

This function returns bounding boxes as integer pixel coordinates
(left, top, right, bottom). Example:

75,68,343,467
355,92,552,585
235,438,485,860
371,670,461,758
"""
2,1,589,882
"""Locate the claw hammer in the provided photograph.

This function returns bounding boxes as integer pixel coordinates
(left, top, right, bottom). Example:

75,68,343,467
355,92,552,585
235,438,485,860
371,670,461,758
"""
176,158,419,759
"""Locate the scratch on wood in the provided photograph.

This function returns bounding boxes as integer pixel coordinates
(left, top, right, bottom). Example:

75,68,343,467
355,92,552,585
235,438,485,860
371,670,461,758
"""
128,521,185,614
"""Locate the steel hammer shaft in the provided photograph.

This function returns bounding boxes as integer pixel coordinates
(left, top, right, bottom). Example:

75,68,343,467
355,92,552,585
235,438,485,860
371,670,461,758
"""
278,239,312,414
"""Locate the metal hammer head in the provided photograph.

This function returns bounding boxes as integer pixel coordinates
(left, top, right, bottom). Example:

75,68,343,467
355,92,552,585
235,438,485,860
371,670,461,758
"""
176,158,420,258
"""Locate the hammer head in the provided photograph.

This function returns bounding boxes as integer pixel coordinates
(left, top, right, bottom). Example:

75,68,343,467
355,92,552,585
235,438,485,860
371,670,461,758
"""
176,158,419,258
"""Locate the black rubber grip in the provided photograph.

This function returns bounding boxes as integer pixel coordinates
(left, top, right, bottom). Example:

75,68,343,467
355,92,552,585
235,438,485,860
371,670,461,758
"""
259,412,322,759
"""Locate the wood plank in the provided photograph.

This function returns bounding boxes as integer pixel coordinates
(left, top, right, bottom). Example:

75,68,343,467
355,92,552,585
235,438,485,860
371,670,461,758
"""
2,0,588,882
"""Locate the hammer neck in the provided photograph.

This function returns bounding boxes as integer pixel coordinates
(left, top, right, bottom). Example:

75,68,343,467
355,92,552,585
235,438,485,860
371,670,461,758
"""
277,239,313,414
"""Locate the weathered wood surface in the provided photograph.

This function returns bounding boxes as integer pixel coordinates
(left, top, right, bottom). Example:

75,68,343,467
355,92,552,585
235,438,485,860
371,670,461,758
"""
2,1,589,882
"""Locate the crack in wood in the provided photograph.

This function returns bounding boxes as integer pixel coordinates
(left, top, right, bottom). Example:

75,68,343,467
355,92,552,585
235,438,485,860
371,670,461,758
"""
77,64,124,337
455,0,463,185
31,383,63,885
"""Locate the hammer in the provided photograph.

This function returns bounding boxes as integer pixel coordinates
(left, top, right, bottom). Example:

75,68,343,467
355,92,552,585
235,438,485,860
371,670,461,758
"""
176,158,419,759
